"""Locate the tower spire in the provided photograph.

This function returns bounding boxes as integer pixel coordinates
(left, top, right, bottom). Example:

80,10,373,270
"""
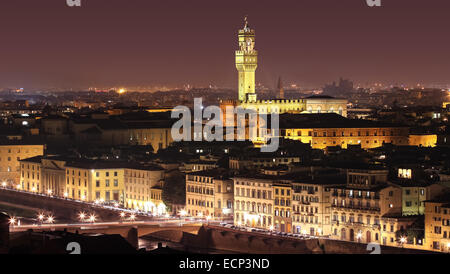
277,76,284,99
243,15,251,32
236,17,257,102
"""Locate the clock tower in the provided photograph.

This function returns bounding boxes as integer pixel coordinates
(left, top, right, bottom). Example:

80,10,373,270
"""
236,16,258,102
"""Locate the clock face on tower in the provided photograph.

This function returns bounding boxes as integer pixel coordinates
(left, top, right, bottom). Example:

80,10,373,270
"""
246,38,253,51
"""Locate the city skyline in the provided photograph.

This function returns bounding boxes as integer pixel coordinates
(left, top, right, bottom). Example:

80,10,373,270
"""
1,0,450,90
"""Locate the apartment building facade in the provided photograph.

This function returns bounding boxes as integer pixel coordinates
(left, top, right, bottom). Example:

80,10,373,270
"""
185,168,233,219
0,141,44,185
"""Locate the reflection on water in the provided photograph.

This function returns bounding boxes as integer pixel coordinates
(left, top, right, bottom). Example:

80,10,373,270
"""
138,236,241,254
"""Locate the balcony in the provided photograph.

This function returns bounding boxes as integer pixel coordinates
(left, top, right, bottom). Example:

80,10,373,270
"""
331,204,380,212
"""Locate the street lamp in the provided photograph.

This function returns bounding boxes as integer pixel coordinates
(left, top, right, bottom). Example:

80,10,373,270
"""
119,212,126,219
1,181,6,187
356,232,362,242
47,215,55,224
206,215,211,224
9,217,16,226
63,192,68,198
78,212,86,222
37,213,45,223
129,213,136,222
179,210,187,217
47,189,53,195
400,236,406,247
89,214,96,223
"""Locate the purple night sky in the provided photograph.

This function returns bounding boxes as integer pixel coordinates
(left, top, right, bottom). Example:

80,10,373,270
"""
0,0,449,89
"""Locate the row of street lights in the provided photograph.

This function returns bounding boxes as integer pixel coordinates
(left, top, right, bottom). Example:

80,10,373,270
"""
77,211,137,223
78,212,97,223
37,213,55,224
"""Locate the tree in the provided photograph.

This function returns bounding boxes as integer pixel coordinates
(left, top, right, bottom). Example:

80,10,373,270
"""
162,170,186,211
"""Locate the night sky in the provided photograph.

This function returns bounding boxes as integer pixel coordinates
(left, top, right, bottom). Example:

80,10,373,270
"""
1,0,449,89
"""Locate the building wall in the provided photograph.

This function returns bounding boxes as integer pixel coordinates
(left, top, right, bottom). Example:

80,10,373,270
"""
304,98,348,117
292,183,332,236
41,159,66,197
20,160,42,193
185,174,216,218
0,145,44,185
329,186,402,244
424,202,450,252
284,127,410,149
240,99,306,114
274,184,293,233
129,128,173,152
214,179,234,219
233,178,274,230
401,184,444,216
125,168,165,212
409,134,437,147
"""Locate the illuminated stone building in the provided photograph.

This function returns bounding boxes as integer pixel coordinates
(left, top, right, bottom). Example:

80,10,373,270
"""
273,182,293,232
71,114,174,153
219,18,348,130
185,168,234,219
233,175,275,230
19,156,42,193
19,156,165,213
291,173,346,236
229,154,301,170
329,168,403,243
424,195,450,252
408,134,437,147
280,113,410,149
0,140,44,186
